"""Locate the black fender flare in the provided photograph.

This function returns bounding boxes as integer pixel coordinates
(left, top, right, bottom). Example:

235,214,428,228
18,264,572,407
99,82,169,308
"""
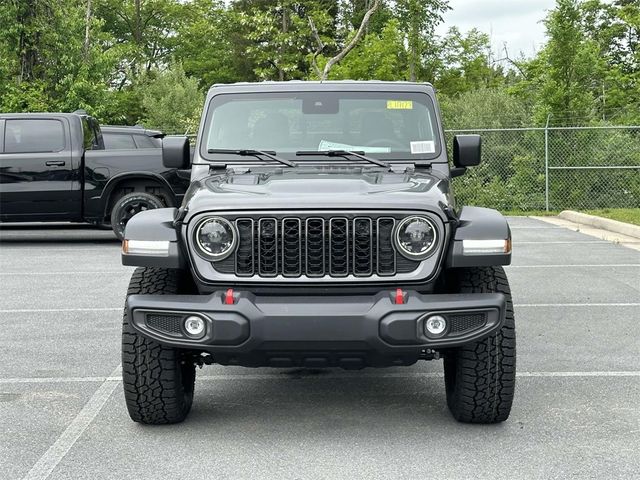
446,206,512,268
121,207,186,269
101,172,178,215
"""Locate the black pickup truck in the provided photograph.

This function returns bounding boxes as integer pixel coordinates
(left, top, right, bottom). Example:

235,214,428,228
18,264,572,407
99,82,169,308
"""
0,112,189,238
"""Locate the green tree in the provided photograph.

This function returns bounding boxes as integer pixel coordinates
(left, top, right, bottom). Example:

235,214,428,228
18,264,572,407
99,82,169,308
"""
0,0,117,115
533,0,603,124
440,88,531,130
329,19,406,80
580,0,640,123
95,0,181,85
394,0,450,81
175,0,250,87
237,1,335,80
433,27,505,96
140,64,203,134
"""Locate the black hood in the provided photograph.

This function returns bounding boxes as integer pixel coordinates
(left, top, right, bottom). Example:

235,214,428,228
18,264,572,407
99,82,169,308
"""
182,167,453,222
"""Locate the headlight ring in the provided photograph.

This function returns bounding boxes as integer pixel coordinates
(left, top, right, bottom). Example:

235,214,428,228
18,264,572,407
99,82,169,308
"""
193,216,237,261
394,215,438,261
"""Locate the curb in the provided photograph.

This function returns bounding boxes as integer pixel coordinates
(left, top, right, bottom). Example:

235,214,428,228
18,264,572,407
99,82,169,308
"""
558,210,640,239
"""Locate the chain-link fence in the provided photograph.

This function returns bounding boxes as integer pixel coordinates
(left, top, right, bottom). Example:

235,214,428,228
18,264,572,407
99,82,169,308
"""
445,126,640,211
165,123,640,211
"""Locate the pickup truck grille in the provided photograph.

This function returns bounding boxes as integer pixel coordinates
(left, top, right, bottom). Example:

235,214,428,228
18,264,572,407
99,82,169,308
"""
213,215,420,278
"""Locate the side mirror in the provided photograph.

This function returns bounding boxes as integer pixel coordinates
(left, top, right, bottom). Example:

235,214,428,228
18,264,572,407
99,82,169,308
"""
453,135,482,168
162,136,190,169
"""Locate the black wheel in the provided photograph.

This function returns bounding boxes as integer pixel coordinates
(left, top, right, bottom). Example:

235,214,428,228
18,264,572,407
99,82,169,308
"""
122,267,196,425
443,266,516,424
110,192,165,240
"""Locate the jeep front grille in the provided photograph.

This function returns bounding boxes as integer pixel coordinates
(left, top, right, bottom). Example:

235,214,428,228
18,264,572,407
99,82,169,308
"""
213,215,421,278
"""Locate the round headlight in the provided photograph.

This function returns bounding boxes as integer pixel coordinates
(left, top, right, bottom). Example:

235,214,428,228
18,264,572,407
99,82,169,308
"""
394,216,438,260
194,217,237,260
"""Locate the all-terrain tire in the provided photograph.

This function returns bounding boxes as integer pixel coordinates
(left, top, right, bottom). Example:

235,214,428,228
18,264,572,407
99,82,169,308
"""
110,192,165,240
443,266,516,423
122,267,196,424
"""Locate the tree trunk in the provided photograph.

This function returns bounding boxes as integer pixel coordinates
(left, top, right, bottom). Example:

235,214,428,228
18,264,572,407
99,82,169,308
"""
84,0,92,61
321,0,380,80
18,0,39,83
279,6,288,81
133,0,142,75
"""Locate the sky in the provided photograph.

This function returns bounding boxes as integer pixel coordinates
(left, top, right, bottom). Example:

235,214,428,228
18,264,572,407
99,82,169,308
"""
436,0,557,59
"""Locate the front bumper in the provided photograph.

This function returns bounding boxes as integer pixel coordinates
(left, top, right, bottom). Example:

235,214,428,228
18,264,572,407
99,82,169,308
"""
126,290,505,367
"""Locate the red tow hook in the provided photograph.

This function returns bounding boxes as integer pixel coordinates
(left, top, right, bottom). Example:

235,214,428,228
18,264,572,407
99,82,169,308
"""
395,288,405,305
224,288,235,305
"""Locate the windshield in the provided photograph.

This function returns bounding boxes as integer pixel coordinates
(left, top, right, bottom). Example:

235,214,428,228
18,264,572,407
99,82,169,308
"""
201,91,441,162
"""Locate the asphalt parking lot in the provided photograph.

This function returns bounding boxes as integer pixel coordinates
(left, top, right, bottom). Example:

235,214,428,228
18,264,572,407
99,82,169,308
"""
1,217,639,480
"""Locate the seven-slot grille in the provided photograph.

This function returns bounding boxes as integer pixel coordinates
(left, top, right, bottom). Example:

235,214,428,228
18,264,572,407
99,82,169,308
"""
213,215,421,278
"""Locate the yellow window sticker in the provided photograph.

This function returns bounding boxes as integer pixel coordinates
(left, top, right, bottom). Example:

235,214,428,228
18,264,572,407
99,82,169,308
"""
387,100,413,110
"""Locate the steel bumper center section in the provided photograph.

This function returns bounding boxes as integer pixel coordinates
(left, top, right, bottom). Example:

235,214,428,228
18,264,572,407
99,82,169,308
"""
126,290,506,355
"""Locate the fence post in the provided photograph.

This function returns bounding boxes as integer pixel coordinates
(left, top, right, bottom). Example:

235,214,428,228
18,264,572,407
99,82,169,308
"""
544,114,551,211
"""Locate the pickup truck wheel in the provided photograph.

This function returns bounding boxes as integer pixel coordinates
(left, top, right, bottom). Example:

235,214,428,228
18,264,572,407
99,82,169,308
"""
110,192,165,240
443,266,516,424
122,267,195,424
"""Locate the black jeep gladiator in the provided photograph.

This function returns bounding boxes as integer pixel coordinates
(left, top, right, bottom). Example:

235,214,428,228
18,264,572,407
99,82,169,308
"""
0,112,189,239
121,81,515,425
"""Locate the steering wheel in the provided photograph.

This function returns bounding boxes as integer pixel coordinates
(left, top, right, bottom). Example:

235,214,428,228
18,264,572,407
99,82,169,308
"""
364,138,406,150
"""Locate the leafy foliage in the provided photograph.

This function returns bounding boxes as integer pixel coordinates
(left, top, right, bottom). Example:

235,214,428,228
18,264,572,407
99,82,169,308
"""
1,0,637,130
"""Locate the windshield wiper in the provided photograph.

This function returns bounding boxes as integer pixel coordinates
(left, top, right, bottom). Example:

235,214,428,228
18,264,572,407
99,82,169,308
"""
208,148,297,167
296,150,391,169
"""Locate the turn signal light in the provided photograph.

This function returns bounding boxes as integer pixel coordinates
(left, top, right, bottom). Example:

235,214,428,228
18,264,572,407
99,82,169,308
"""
462,239,511,256
122,239,170,257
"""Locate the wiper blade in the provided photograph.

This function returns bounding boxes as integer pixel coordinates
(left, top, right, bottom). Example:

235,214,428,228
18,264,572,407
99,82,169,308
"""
207,148,297,167
296,150,391,168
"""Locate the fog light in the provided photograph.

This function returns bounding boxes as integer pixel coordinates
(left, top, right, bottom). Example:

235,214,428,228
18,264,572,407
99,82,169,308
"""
184,316,206,338
425,315,447,336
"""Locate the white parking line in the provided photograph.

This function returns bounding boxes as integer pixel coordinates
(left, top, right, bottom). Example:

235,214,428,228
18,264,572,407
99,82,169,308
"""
0,271,131,276
515,241,611,244
198,371,640,380
9,365,640,480
0,247,119,252
0,308,122,313
0,376,110,384
22,365,121,480
510,226,565,229
507,264,640,268
4,370,640,386
517,303,640,307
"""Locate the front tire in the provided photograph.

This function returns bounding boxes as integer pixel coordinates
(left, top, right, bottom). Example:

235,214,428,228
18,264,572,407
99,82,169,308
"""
110,192,165,240
443,266,516,423
122,267,196,424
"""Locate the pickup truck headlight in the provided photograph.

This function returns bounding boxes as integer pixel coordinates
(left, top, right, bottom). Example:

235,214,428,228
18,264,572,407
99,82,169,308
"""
194,217,237,261
394,216,438,260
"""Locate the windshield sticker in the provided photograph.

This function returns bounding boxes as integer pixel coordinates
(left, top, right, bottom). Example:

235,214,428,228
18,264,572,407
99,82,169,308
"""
318,140,390,154
387,100,413,110
410,141,436,155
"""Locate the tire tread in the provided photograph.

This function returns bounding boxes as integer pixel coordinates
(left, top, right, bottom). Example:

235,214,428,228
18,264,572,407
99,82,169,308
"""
122,267,194,424
444,266,516,423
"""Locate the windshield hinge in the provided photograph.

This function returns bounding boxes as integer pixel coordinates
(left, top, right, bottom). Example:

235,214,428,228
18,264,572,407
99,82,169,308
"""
208,163,228,171
228,166,251,174
413,161,432,170
391,163,413,173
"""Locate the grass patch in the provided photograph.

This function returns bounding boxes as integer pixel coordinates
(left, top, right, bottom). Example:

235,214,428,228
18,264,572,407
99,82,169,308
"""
500,210,559,217
585,208,640,226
